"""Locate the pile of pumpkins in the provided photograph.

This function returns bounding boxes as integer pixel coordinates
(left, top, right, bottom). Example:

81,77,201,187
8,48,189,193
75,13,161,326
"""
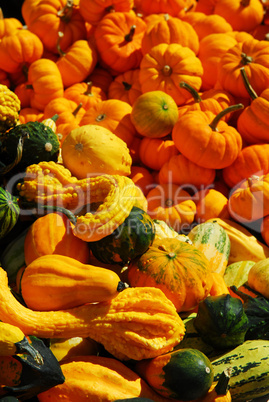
1,0,269,401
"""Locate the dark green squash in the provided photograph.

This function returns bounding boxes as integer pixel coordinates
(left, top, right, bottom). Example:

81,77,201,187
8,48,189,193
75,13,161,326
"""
0,121,59,173
194,294,249,350
1,336,65,401
0,187,20,239
135,348,214,401
90,206,155,265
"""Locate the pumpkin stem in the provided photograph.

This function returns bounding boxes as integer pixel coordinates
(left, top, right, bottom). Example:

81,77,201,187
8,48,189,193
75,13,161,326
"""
57,0,74,22
247,174,260,187
209,104,244,131
162,65,172,76
116,281,129,292
179,81,202,103
164,13,170,21
105,4,115,13
0,8,3,19
240,67,258,100
95,113,106,122
240,0,250,6
83,81,93,96
240,52,253,65
57,32,66,57
125,25,136,42
22,64,29,80
72,102,83,117
50,114,59,123
25,84,34,90
122,81,132,91
214,367,232,395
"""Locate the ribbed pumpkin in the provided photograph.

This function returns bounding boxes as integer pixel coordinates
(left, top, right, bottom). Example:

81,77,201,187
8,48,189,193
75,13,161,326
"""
139,136,179,171
127,238,213,312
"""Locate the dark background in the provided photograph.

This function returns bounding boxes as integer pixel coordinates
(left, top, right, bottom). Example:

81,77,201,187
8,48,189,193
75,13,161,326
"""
0,0,25,24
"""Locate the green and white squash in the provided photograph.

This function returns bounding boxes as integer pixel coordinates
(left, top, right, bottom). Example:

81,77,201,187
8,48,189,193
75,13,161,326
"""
188,221,231,276
90,206,155,265
223,260,255,287
0,187,20,239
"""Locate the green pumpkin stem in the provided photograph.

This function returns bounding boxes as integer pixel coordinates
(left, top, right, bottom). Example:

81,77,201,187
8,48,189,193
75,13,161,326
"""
162,65,172,76
214,367,232,395
83,81,93,96
57,32,66,57
72,102,83,117
57,0,74,23
125,25,136,42
122,81,132,91
50,114,59,123
179,81,202,103
240,52,253,65
240,67,258,100
209,104,244,131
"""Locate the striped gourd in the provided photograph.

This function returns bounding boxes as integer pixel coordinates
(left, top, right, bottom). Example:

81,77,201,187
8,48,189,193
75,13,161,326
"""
211,340,269,401
0,186,20,239
188,221,231,276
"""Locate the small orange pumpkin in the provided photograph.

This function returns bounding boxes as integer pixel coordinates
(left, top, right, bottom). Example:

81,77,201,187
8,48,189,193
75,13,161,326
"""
139,136,179,171
64,81,107,111
79,0,134,26
129,165,155,197
107,69,142,106
146,183,196,232
193,188,231,223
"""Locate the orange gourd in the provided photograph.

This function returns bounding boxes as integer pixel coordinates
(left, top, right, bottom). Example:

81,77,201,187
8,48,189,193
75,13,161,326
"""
107,69,142,106
64,81,107,111
24,212,91,266
129,166,155,197
127,238,213,312
194,188,230,223
79,0,134,26
146,183,196,232
139,42,203,106
139,136,179,171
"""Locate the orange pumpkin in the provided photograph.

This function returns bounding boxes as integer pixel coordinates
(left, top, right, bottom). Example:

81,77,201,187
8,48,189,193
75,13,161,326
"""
87,66,113,94
79,99,136,147
14,82,34,109
129,166,155,197
27,0,87,54
139,136,179,171
141,13,199,56
213,0,264,32
56,34,98,88
193,188,231,223
217,38,269,98
107,69,142,106
64,81,107,111
27,58,64,112
146,183,196,232
18,107,44,124
139,0,194,17
79,0,134,26
24,212,91,266
0,12,23,39
172,105,243,170
0,29,43,74
127,238,213,312
93,11,146,74
139,43,203,106
159,153,216,189
222,143,269,189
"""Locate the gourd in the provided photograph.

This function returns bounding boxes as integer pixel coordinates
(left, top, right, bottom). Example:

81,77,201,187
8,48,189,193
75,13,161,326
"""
188,221,231,276
0,336,65,401
153,219,192,244
20,254,128,311
37,355,168,402
16,161,137,242
0,131,29,176
206,218,269,263
248,258,269,298
127,238,213,312
49,337,100,362
0,84,20,133
89,206,155,265
0,187,20,239
223,260,255,287
193,294,249,350
0,266,185,361
135,348,214,401
24,211,91,266
0,121,60,172
210,340,269,401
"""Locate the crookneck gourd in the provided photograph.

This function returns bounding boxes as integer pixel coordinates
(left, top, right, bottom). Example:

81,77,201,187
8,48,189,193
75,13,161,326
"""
0,267,185,361
17,161,137,241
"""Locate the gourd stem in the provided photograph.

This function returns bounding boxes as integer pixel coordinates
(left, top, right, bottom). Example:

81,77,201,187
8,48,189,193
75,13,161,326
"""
164,13,169,21
179,81,202,103
83,81,93,96
209,104,244,131
247,175,260,187
162,65,172,76
57,0,74,23
125,25,136,42
122,81,132,91
72,102,83,117
57,32,66,57
240,0,250,5
96,113,105,122
214,367,232,395
50,114,59,123
240,52,253,65
117,281,129,292
240,67,258,100
105,4,115,13
16,337,43,365
22,64,29,80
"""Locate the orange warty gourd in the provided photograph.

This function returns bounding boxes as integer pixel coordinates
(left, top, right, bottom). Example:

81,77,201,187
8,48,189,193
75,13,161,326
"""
172,105,243,170
24,212,91,266
20,254,127,311
130,90,179,138
146,183,196,232
127,238,213,312
139,43,203,106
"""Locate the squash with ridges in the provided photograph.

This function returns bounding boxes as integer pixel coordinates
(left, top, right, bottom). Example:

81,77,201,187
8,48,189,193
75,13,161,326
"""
0,187,20,239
